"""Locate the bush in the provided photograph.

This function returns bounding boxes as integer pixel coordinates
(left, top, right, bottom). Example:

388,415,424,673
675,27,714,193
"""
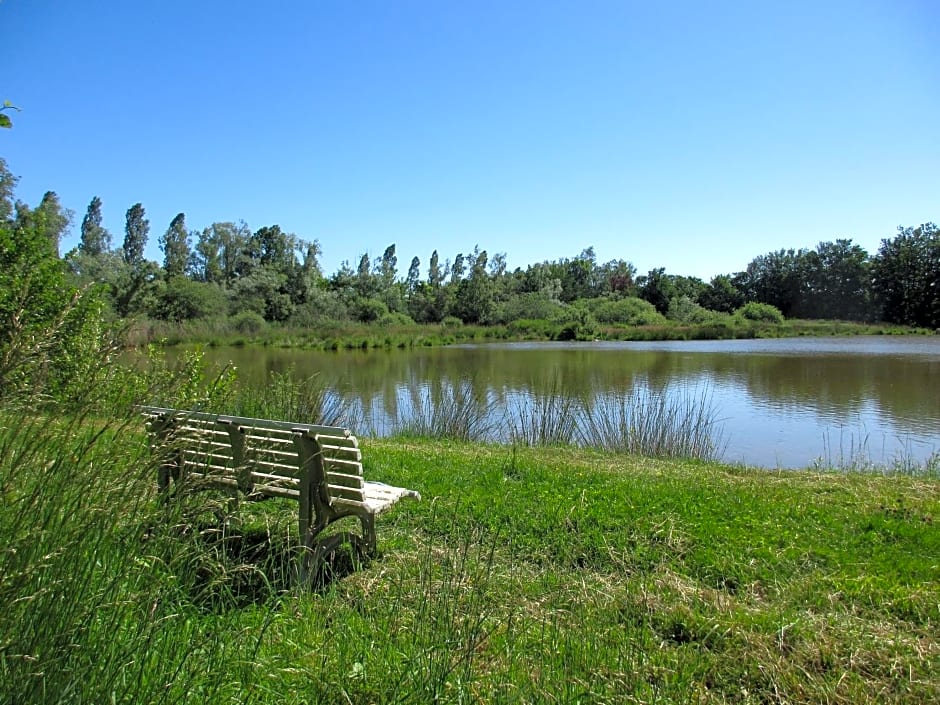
288,289,350,326
379,311,416,327
736,301,785,324
506,318,559,338
553,308,598,341
353,297,389,323
230,310,267,336
493,293,566,325
152,278,228,321
667,295,713,324
593,297,667,326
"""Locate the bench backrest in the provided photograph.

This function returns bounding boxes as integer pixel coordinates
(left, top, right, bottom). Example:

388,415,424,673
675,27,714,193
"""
141,407,367,510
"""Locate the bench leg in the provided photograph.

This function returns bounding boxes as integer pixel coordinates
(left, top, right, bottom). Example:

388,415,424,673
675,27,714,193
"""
360,513,377,558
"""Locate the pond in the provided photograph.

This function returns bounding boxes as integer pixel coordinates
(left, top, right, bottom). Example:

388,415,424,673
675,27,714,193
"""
184,336,940,469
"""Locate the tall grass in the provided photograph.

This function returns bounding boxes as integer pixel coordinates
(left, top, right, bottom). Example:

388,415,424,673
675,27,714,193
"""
224,368,359,428
0,320,288,702
0,408,237,702
393,378,497,442
578,385,727,460
816,427,940,477
505,385,581,447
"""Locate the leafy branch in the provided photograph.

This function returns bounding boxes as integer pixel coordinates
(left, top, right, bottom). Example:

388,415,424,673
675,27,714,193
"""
1,101,21,129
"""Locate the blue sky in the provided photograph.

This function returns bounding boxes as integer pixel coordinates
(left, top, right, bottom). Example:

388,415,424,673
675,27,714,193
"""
3,0,938,281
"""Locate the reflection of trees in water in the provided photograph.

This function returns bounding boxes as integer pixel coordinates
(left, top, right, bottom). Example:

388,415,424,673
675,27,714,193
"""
721,355,940,432
195,344,940,441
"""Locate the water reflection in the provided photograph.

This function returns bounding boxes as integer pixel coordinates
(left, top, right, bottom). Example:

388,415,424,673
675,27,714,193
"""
175,337,940,469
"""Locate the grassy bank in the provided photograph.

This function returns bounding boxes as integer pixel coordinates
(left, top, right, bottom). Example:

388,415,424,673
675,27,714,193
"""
3,410,937,703
124,316,932,350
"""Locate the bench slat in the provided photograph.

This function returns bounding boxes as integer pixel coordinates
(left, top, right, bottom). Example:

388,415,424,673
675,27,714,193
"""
325,471,365,489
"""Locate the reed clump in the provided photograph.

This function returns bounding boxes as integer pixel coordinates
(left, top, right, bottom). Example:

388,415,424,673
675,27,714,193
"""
578,385,728,460
393,378,497,442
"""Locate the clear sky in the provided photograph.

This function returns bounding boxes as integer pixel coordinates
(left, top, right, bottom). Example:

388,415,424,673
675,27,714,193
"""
3,0,938,281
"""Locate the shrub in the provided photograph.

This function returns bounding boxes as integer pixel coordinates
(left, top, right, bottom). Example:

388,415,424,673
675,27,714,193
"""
736,301,785,324
553,308,598,341
288,289,350,326
594,297,667,326
379,311,416,327
506,318,559,338
353,297,389,323
493,293,566,324
152,278,228,321
230,310,267,336
667,295,713,324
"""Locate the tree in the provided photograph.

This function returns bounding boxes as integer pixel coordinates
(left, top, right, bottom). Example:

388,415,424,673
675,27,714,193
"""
0,159,16,224
699,275,743,313
419,250,447,322
302,240,323,281
598,259,636,297
871,223,940,328
328,260,358,308
450,253,465,283
78,196,111,256
0,170,104,401
160,213,190,278
801,239,871,320
637,268,677,315
377,244,397,286
25,192,73,250
250,225,296,270
123,203,149,269
1,198,69,355
355,253,377,298
405,256,421,294
560,248,597,301
450,248,494,323
192,221,250,285
427,250,443,288
735,249,806,317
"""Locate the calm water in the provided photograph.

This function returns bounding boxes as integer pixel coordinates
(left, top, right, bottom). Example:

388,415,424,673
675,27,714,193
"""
185,336,940,469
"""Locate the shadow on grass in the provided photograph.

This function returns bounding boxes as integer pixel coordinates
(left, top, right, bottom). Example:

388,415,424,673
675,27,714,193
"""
157,519,367,611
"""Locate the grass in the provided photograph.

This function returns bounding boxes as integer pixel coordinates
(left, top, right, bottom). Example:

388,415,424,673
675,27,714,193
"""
2,406,938,703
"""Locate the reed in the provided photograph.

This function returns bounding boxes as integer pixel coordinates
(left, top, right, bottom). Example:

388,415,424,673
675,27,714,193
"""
505,383,581,447
393,378,497,442
224,368,359,428
577,384,727,460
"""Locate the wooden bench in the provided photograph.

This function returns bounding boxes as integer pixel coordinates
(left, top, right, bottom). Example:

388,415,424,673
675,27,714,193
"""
141,406,420,575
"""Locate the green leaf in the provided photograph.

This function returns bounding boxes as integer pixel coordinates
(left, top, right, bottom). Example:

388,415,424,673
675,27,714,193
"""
0,114,12,129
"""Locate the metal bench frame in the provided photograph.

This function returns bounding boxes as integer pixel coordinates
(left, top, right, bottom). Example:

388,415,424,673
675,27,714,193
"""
141,406,419,575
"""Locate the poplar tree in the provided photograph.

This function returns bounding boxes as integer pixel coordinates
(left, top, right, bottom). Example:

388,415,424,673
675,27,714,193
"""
123,203,149,269
160,213,190,278
78,196,110,256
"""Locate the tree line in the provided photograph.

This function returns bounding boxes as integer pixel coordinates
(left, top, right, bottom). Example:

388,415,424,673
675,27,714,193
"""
3,158,938,336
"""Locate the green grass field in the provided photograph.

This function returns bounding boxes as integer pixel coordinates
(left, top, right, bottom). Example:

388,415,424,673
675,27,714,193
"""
3,410,937,704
